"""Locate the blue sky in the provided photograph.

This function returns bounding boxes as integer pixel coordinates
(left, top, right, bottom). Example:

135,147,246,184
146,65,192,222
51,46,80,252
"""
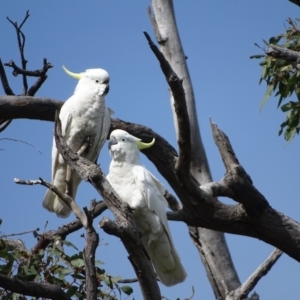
1,1,300,299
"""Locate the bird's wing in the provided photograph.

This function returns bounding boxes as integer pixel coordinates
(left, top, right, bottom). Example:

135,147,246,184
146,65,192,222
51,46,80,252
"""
51,103,73,178
132,165,187,286
133,166,170,235
91,106,111,163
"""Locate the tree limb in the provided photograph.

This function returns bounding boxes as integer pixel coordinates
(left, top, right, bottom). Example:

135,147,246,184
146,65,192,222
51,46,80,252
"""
0,274,70,300
143,31,196,194
0,59,14,95
227,248,282,300
7,10,30,95
289,0,300,7
148,1,242,298
0,12,53,132
266,45,300,70
32,200,107,254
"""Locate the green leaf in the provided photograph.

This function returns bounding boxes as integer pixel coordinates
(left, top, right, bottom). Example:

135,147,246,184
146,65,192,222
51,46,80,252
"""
269,36,282,44
250,54,265,59
70,258,85,268
71,273,86,280
260,84,274,110
111,275,122,283
0,253,14,276
62,240,79,250
95,259,104,265
281,103,293,112
121,285,133,295
261,65,268,79
33,230,39,239
66,286,78,297
102,275,113,288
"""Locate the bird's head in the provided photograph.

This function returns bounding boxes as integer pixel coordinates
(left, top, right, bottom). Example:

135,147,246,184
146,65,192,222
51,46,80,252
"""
63,65,110,96
108,129,155,163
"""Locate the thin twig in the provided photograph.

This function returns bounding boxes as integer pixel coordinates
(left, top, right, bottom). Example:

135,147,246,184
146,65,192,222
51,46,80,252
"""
231,248,282,299
4,59,53,78
117,278,139,284
0,120,12,133
14,178,41,185
0,58,14,95
1,228,39,238
0,138,42,154
7,10,30,94
14,176,88,227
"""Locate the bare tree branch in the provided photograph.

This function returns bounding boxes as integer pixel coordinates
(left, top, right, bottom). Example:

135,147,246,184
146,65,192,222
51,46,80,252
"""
0,12,53,132
227,248,282,300
0,274,70,300
148,1,242,298
0,96,62,121
266,45,300,70
0,59,14,95
7,10,30,95
1,138,42,154
143,31,195,193
117,278,138,284
0,120,12,133
82,208,99,300
32,200,107,254
289,0,300,7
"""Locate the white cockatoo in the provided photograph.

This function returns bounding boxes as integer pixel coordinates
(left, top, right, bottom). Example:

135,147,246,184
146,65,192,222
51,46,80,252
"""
43,66,111,218
107,129,187,287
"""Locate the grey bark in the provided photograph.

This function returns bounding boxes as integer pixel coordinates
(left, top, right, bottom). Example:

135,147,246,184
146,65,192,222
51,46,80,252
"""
266,45,300,70
226,249,282,300
149,0,241,298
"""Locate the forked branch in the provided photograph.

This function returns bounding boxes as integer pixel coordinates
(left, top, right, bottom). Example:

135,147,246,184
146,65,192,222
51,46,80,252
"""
227,248,282,300
0,12,53,132
143,31,202,199
7,10,30,94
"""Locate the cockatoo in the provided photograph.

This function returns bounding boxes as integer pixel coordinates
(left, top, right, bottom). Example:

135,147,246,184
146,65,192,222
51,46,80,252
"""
43,66,111,217
107,129,187,287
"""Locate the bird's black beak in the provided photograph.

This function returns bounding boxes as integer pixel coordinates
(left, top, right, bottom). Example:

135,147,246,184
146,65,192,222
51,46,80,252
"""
104,84,110,95
108,136,117,149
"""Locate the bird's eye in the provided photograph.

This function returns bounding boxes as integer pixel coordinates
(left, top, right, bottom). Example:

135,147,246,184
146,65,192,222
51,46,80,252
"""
121,138,125,142
95,80,99,83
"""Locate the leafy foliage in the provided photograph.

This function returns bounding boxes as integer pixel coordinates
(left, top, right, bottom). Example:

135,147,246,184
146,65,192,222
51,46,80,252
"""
251,18,300,141
0,238,133,299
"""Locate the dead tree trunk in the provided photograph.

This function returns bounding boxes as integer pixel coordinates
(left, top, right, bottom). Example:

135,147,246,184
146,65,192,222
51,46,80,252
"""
149,0,241,298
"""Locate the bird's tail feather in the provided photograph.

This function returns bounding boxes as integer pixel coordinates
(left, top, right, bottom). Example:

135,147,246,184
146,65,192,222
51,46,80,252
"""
146,233,187,287
43,189,71,218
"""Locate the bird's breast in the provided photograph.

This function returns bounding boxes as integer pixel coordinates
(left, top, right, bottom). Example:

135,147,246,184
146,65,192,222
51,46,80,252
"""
108,167,146,209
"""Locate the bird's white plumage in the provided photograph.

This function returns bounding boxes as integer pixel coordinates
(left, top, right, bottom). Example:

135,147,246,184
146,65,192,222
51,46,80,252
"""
43,67,111,217
107,129,187,286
